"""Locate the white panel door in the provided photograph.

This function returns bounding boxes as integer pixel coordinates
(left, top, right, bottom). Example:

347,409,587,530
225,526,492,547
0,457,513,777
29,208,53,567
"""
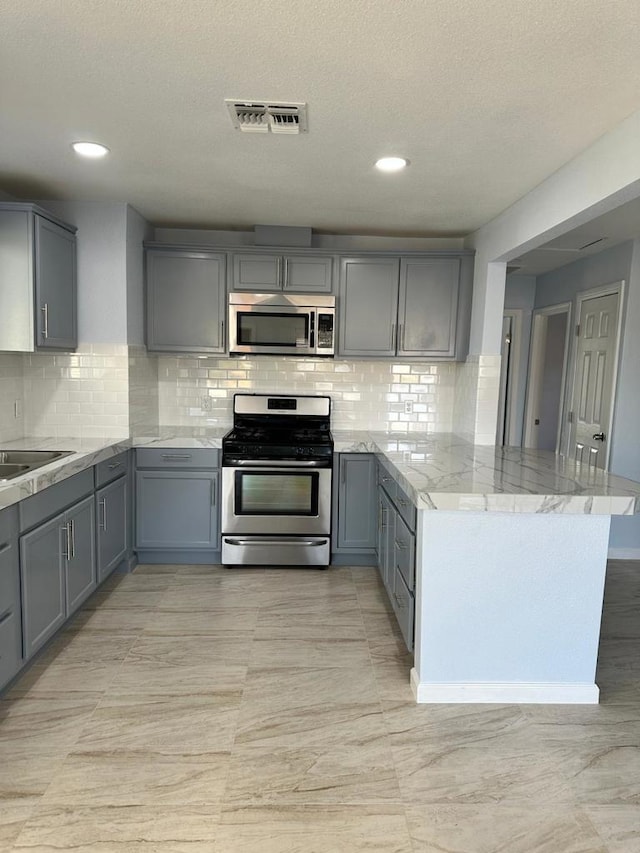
570,291,620,469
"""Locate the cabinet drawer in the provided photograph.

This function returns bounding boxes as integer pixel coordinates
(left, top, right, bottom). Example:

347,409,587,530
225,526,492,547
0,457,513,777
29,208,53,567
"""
392,567,415,653
394,512,415,591
395,482,416,532
377,463,397,501
19,468,94,533
0,608,22,690
95,450,129,488
136,448,220,469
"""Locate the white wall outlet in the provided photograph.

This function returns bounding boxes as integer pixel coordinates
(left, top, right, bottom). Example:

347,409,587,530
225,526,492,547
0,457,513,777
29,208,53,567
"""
201,396,212,412
404,400,413,414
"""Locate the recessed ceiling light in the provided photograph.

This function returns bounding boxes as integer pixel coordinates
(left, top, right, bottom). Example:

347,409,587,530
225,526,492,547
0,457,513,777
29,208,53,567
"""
71,141,109,158
375,156,408,172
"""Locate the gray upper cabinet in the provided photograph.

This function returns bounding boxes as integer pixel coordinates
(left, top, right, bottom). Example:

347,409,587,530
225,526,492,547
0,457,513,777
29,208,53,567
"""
0,203,77,353
338,254,468,360
232,252,333,293
35,216,77,349
398,257,459,358
146,248,226,353
338,257,400,356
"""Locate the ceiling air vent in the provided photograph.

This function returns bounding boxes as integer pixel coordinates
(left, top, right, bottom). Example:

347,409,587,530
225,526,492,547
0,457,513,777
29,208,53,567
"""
225,100,308,134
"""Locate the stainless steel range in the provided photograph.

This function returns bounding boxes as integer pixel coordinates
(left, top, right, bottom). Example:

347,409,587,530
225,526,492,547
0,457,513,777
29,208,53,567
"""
221,393,333,567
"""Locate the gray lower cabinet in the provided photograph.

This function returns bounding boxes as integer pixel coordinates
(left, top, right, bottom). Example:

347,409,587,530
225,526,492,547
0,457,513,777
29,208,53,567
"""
232,252,333,292
339,254,468,360
96,475,128,583
0,506,22,691
0,203,77,353
20,487,96,660
135,449,220,559
376,464,416,652
146,248,226,353
332,454,377,556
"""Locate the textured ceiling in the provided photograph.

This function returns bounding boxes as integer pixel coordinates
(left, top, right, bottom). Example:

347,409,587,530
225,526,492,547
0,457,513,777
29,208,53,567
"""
2,0,640,235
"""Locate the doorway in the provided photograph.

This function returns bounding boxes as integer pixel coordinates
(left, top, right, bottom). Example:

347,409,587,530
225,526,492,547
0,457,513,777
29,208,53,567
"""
523,303,571,452
497,309,523,446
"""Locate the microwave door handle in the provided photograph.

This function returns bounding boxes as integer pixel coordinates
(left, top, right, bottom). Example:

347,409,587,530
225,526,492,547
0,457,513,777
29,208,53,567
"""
309,312,315,349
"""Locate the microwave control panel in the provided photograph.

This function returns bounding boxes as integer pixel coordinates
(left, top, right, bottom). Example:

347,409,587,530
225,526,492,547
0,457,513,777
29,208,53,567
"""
317,313,334,350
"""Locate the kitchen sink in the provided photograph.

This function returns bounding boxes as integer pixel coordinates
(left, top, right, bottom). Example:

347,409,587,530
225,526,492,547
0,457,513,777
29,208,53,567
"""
0,450,74,482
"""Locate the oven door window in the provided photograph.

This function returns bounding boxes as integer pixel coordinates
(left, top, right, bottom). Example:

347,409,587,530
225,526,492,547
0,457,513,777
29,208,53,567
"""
236,311,309,348
235,471,319,516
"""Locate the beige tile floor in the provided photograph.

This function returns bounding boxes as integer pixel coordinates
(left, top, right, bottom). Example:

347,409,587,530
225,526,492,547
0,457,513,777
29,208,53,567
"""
1,559,639,852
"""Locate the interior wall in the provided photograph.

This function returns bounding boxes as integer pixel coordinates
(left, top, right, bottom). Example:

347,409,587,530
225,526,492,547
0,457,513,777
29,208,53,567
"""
504,274,536,444
534,239,639,555
538,312,567,451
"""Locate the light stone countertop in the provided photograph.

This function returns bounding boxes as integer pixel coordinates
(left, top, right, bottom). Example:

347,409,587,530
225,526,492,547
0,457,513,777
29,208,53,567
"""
1,427,639,516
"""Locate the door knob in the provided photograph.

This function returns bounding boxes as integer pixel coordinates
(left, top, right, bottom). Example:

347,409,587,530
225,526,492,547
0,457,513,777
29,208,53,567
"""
592,432,606,441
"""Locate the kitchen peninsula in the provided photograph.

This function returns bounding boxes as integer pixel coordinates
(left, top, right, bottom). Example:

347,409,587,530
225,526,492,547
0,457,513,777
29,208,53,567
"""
1,429,639,704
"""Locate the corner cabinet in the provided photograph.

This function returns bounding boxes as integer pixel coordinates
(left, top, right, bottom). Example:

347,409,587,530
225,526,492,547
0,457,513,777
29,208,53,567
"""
0,203,77,352
145,247,226,353
338,254,471,360
231,252,333,293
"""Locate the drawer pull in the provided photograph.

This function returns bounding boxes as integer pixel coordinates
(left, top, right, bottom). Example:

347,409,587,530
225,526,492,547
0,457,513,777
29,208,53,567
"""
394,539,407,551
398,498,409,507
107,462,123,470
161,454,192,460
394,592,406,609
0,608,12,627
0,542,10,555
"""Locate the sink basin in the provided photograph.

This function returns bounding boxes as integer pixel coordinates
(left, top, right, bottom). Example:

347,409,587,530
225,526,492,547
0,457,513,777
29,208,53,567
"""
0,463,31,479
0,450,74,482
0,450,73,465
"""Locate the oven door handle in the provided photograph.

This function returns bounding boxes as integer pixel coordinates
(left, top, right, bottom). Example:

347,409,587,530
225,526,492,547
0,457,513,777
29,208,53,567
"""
224,459,329,468
223,538,329,547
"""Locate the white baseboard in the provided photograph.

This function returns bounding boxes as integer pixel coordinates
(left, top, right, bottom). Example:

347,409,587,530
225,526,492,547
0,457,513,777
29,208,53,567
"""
410,669,599,704
608,547,640,560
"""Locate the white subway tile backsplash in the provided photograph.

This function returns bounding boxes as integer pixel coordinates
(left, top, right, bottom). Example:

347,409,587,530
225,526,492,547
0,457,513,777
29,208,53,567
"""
156,355,458,433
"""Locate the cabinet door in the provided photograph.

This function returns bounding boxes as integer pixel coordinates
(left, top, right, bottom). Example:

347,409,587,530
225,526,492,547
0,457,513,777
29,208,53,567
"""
336,455,376,550
136,470,218,549
283,256,333,292
35,215,77,350
392,566,415,652
65,495,96,615
96,476,128,583
20,514,66,659
0,508,22,690
338,257,399,356
232,253,281,291
398,257,459,358
377,488,394,592
146,250,226,353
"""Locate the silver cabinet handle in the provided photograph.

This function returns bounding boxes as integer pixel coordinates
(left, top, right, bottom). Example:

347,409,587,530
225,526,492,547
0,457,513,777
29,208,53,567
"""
0,542,10,555
211,480,216,506
592,432,606,441
220,319,224,345
390,323,396,352
69,519,75,558
380,507,388,530
161,454,192,460
283,257,289,288
224,538,328,547
398,499,409,507
276,256,282,286
394,592,406,609
99,498,107,531
61,524,70,559
394,539,407,551
108,462,123,470
398,322,405,352
41,303,49,339
0,608,12,627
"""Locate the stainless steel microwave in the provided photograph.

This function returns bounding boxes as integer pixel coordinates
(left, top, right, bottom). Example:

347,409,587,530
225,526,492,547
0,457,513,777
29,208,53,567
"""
228,292,335,357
